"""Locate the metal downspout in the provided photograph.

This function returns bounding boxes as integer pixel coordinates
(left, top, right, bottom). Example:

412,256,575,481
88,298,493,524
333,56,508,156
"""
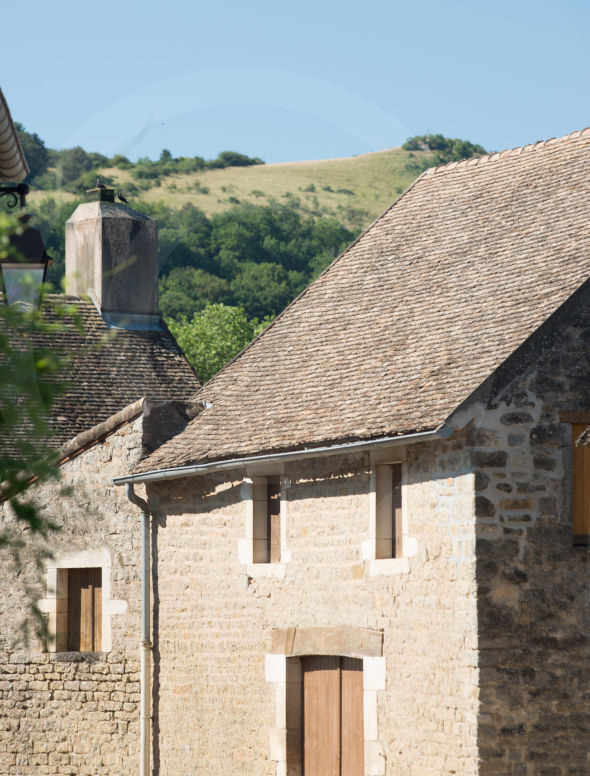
125,484,151,776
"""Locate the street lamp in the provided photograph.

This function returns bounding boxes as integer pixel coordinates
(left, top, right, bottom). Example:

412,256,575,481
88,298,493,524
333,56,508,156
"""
1,214,51,309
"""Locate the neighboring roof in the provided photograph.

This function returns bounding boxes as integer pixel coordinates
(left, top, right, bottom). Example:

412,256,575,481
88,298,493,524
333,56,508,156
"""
136,127,590,474
6,296,200,450
0,88,29,182
58,398,145,463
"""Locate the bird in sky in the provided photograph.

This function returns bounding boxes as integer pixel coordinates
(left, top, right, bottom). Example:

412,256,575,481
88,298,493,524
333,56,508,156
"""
117,192,129,204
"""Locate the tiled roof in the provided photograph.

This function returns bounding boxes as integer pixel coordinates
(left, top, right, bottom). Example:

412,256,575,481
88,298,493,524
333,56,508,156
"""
5,296,200,450
135,128,590,474
0,87,29,182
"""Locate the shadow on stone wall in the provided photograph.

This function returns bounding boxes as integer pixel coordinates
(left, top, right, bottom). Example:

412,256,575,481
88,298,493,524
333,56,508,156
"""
473,306,590,775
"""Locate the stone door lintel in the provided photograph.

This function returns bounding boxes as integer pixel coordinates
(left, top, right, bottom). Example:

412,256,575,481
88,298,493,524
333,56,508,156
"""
271,626,383,658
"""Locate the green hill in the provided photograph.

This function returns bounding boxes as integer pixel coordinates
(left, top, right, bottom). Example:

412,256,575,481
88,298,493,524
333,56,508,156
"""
27,145,430,231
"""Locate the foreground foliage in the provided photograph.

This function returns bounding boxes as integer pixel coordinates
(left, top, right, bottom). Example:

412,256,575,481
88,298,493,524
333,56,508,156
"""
0,212,80,544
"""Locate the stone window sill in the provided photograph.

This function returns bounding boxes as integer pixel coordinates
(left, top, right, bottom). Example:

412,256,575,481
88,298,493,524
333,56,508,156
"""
246,563,287,579
366,557,410,576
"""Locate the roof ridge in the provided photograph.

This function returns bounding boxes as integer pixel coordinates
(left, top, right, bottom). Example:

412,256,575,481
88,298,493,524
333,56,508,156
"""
423,126,590,178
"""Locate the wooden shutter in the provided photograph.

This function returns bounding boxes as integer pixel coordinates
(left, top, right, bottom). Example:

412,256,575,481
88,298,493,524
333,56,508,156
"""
67,568,102,651
573,424,590,544
340,658,364,776
267,481,281,563
303,656,341,776
302,656,364,776
376,462,402,559
392,462,402,558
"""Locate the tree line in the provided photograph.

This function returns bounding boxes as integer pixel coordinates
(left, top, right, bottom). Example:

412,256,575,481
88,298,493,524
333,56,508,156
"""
16,123,263,194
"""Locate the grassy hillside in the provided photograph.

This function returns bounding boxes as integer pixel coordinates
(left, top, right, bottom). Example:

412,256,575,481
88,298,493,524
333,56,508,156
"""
27,146,432,232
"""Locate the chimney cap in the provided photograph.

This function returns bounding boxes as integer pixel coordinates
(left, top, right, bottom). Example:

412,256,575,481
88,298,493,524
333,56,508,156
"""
86,187,115,203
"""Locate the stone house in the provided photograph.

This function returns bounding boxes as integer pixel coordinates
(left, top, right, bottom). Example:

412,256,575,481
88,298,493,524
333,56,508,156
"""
3,122,590,776
112,128,590,776
0,182,201,772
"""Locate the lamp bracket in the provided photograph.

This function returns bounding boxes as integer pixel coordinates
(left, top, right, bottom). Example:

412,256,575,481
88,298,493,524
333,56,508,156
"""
0,183,29,209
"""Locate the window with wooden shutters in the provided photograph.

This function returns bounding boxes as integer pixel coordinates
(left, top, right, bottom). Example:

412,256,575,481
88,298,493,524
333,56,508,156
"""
67,568,102,651
302,656,364,776
375,462,402,559
572,423,590,545
252,476,281,563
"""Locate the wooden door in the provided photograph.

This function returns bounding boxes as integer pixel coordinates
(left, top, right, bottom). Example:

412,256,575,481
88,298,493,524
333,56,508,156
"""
302,656,364,776
67,568,102,651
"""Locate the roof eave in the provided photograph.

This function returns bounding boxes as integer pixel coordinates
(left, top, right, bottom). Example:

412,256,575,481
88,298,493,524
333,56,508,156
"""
113,426,450,486
0,88,29,182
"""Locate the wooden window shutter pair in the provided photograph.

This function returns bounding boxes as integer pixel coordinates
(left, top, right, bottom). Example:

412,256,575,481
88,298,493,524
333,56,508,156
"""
67,568,102,651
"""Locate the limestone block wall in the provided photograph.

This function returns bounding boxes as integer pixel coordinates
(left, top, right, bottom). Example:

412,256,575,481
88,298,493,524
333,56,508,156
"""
0,417,145,776
148,441,479,776
469,315,590,776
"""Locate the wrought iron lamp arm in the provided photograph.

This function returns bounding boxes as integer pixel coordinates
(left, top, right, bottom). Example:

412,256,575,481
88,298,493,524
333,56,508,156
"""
0,183,29,209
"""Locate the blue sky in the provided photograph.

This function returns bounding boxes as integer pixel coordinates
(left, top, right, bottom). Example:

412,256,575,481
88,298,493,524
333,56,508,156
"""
3,0,590,163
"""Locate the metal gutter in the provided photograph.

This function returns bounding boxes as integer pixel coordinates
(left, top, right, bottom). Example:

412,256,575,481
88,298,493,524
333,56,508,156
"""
124,485,151,776
113,427,449,486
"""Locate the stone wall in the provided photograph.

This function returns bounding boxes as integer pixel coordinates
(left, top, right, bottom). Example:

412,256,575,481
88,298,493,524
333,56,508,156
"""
469,313,590,776
0,417,145,776
147,442,479,776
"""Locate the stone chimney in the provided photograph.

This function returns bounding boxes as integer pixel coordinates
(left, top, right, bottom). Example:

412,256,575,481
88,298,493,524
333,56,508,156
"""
65,187,160,329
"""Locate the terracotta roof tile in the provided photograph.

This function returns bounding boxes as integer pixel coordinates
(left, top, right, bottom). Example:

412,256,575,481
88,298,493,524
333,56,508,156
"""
135,128,590,473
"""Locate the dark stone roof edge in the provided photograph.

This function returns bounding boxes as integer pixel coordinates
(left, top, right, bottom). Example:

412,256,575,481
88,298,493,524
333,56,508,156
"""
57,398,145,464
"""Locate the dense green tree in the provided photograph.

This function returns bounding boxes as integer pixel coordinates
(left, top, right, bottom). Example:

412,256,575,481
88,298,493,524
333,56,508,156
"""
109,154,132,169
403,134,487,174
157,202,214,275
167,303,272,382
27,197,84,289
14,123,49,182
209,203,354,278
230,261,306,319
159,267,231,319
55,146,93,186
210,150,264,168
